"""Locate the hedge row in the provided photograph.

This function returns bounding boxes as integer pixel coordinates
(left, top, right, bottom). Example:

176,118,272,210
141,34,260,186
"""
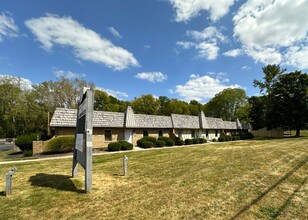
137,136,175,148
217,132,253,142
46,136,75,153
182,138,207,145
108,141,133,151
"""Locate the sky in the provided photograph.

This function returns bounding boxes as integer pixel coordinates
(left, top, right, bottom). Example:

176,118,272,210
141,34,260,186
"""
1,0,308,103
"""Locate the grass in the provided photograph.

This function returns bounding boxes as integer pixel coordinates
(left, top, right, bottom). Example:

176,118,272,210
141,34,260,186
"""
0,135,307,219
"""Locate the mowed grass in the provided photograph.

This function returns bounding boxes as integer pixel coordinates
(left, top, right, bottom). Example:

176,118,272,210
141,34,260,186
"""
0,136,307,219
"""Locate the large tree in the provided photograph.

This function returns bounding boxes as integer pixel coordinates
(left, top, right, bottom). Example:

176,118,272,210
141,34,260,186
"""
203,88,248,121
131,94,160,115
248,96,266,130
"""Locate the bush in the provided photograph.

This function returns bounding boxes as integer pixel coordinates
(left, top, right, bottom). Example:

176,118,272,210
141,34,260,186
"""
185,139,193,145
240,132,254,140
137,138,154,148
212,138,217,142
192,138,200,144
108,142,122,151
175,139,184,146
118,141,133,151
158,136,174,146
46,136,74,153
225,135,232,141
246,132,254,139
198,138,207,144
142,136,157,143
15,133,38,151
23,150,33,157
218,137,225,142
232,135,240,141
155,140,165,147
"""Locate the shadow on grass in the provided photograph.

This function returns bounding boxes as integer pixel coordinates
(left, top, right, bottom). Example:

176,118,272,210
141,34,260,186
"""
29,173,84,193
230,156,308,220
0,191,5,196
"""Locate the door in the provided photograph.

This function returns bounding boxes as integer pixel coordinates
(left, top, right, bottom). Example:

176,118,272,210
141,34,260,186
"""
124,129,133,143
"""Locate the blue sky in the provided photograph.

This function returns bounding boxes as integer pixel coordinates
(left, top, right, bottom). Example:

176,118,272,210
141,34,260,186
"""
1,0,307,103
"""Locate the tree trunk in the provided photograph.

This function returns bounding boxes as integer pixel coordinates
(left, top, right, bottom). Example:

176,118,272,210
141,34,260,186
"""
295,128,300,137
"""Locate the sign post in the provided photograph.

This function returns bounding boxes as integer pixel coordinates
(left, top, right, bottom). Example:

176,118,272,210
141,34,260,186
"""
72,87,94,192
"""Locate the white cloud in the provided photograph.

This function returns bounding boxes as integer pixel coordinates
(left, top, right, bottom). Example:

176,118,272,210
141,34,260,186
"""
177,26,227,60
169,0,236,22
25,14,139,71
53,70,86,79
108,27,122,39
0,12,19,41
233,0,308,69
241,65,251,70
173,74,242,102
284,46,308,69
223,49,243,57
96,87,128,99
0,74,33,90
135,72,168,83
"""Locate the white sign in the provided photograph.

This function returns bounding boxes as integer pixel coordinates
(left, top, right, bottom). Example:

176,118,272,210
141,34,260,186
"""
76,134,84,152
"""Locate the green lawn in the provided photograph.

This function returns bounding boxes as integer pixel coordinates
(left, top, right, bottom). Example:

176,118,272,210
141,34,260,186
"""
0,136,307,219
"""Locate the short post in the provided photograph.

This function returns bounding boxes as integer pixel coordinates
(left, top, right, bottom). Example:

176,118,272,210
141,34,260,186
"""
5,167,17,196
123,155,128,176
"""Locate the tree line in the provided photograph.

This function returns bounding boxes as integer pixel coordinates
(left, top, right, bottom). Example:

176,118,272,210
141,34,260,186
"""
0,65,307,138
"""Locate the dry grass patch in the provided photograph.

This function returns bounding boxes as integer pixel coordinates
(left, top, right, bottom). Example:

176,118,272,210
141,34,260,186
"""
0,135,307,219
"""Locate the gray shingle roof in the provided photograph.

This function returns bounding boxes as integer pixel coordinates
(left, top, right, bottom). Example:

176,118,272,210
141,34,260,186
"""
135,114,173,128
224,121,237,129
171,114,200,129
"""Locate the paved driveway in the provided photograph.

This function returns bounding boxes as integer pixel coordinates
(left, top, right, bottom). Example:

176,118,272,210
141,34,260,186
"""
0,143,15,152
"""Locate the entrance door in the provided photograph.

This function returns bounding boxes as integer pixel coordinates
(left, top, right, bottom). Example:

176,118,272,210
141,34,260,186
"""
124,129,133,143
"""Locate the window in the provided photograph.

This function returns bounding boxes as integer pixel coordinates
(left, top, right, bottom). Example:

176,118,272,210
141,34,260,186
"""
105,130,112,141
215,130,218,137
143,130,149,137
206,130,209,137
158,130,163,137
177,130,182,138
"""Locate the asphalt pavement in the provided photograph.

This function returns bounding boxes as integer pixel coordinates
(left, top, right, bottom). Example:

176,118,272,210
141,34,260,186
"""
0,143,15,152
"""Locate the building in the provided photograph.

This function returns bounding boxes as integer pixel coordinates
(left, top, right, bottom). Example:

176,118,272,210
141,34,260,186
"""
50,106,245,148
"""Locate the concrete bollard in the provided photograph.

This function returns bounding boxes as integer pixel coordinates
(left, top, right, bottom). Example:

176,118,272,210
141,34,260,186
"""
5,167,17,196
123,155,128,176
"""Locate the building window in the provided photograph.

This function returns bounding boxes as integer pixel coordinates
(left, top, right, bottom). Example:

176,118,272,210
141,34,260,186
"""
158,130,163,137
191,130,195,138
105,130,112,142
215,130,218,137
206,130,209,137
143,130,149,137
177,130,182,138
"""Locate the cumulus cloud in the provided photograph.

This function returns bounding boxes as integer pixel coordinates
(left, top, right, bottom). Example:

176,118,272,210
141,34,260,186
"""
169,0,236,22
25,14,139,70
177,26,227,60
135,72,168,83
0,74,33,90
233,0,308,69
96,87,128,99
108,27,122,39
0,12,19,41
173,73,242,102
223,49,243,57
53,70,86,79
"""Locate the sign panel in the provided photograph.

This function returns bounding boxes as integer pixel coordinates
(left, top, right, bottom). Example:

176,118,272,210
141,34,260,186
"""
72,88,94,192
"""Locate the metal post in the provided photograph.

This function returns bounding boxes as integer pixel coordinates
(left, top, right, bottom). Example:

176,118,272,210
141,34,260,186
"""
123,155,128,176
5,167,17,196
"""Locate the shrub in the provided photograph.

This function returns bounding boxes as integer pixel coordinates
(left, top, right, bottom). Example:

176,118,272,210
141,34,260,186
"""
142,136,157,143
198,138,207,144
158,137,174,146
218,137,225,142
240,132,254,140
175,139,184,146
232,135,240,141
185,139,193,145
137,138,154,148
23,150,33,157
118,141,133,151
15,133,38,151
225,135,232,141
212,138,217,142
246,132,254,139
46,136,74,153
155,140,165,147
108,142,122,151
192,138,200,144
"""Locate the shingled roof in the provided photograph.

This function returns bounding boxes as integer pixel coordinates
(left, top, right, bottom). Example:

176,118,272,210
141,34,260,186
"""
171,114,200,129
135,114,173,128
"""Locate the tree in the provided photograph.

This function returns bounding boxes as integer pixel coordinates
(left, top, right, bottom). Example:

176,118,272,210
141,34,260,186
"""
189,100,201,116
267,71,308,136
203,88,248,121
131,94,160,115
248,96,266,130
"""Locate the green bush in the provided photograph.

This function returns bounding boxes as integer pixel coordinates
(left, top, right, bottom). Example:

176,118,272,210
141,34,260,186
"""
198,138,207,144
192,138,200,144
23,150,33,157
175,139,184,146
158,137,174,146
155,140,165,147
218,137,225,142
15,133,38,151
118,141,133,151
46,136,74,153
246,132,254,139
185,139,193,145
142,136,157,143
108,142,122,151
232,135,240,141
137,138,154,148
212,138,217,142
225,135,232,141
240,132,254,140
